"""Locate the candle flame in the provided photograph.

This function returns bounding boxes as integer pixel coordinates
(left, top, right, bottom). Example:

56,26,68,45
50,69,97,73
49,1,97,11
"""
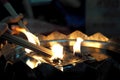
73,37,83,53
51,43,64,60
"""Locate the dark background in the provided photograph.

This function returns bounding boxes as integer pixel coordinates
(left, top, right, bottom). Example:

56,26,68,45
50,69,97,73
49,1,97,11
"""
0,0,120,38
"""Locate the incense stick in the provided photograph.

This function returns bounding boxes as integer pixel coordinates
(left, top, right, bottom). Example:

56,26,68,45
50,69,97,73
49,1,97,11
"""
1,33,52,58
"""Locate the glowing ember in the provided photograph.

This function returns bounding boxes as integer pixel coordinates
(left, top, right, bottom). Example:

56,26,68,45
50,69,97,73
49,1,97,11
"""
51,43,64,60
12,27,40,53
73,37,83,54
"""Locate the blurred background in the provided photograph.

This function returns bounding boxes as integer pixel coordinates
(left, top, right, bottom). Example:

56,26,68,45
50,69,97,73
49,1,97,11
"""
0,0,120,38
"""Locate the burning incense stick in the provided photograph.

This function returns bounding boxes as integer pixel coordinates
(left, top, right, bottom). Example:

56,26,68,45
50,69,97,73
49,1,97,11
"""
1,33,52,58
81,40,120,54
40,39,120,54
40,39,76,43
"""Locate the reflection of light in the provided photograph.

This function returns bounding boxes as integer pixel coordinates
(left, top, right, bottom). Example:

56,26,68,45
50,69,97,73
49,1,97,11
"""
23,31,40,53
73,37,83,53
51,43,64,60
26,59,41,69
82,42,103,48
12,27,40,53
32,55,46,63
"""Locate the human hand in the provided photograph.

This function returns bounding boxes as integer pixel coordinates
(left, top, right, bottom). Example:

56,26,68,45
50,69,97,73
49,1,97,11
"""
0,23,8,36
1,13,28,34
1,13,24,23
0,23,8,48
0,14,27,48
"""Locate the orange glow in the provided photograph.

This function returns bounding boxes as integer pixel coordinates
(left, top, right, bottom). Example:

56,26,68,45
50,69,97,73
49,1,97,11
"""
73,37,83,53
12,27,40,53
51,43,64,60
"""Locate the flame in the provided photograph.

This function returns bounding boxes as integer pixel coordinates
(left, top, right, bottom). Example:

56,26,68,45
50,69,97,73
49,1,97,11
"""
51,43,64,60
12,27,42,68
73,37,83,53
12,27,40,53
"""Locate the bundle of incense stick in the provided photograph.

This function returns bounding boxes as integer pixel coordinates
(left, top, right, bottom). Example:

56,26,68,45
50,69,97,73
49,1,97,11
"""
41,39,120,54
1,33,52,58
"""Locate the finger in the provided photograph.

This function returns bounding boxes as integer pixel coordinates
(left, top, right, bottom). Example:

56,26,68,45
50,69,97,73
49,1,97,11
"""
8,13,24,23
14,13,24,21
0,23,8,36
23,19,28,25
11,25,21,35
18,13,24,19
0,43,3,49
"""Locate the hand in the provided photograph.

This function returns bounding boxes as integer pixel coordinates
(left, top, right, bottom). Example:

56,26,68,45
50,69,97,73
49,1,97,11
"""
0,14,26,49
1,13,24,23
0,23,8,36
0,23,8,49
0,13,28,34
